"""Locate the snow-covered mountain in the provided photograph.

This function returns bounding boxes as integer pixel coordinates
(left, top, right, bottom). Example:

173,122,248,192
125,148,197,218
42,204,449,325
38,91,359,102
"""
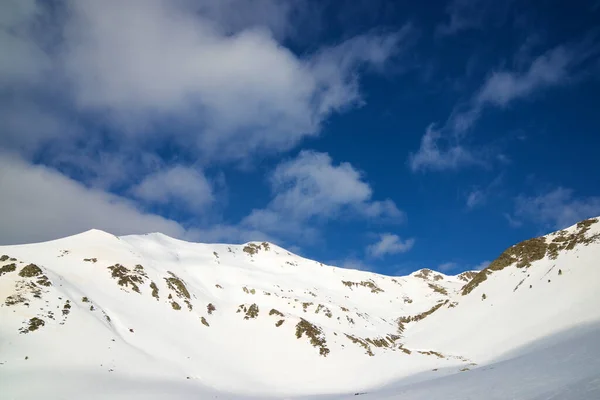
1,217,600,399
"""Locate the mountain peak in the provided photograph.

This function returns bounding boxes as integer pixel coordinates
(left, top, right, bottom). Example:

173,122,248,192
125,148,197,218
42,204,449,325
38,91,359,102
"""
411,268,447,281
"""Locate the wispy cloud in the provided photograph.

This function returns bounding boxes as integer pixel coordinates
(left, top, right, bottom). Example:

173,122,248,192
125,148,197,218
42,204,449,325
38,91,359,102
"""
475,46,574,109
436,0,515,36
408,124,479,172
466,189,485,209
465,175,503,209
436,260,488,273
512,187,600,230
504,212,523,228
367,234,415,258
473,260,490,270
455,40,599,134
409,40,599,172
437,262,457,272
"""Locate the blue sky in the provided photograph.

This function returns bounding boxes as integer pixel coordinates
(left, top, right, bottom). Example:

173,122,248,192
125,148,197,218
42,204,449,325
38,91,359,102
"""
1,0,600,275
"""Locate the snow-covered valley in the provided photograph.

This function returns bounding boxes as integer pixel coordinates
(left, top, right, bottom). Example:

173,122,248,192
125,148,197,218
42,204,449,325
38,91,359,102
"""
1,218,600,399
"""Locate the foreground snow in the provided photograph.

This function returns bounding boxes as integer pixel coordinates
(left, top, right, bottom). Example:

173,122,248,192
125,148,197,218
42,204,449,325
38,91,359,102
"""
309,322,600,400
3,323,598,400
1,218,599,398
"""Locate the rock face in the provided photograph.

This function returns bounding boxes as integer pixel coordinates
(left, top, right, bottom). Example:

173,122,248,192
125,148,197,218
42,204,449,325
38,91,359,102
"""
1,218,600,397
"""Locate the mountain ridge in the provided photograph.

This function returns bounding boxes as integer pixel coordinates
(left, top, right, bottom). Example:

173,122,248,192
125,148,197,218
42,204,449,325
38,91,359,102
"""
1,217,600,398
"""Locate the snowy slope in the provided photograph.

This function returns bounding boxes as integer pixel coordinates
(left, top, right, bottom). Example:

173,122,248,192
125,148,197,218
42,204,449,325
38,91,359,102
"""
1,217,600,399
308,322,600,400
403,217,600,362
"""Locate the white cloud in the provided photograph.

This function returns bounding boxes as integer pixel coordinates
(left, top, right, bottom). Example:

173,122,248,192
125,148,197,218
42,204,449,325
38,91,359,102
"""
409,41,597,172
466,189,485,209
452,44,593,135
513,187,600,230
437,260,488,273
504,212,523,228
243,151,403,236
0,2,409,248
437,262,457,272
476,46,573,108
0,152,186,245
0,0,409,241
270,151,372,219
465,175,504,209
240,209,319,243
0,152,281,246
473,260,490,271
0,0,409,193
360,199,404,220
131,166,214,212
408,125,478,172
0,149,403,248
0,0,51,86
437,0,488,35
127,149,401,245
189,224,274,245
367,234,415,258
51,0,406,161
337,257,374,272
437,0,515,36
189,0,308,41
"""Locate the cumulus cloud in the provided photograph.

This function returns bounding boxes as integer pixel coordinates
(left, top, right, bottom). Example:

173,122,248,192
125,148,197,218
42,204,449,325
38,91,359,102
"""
269,151,374,219
188,0,309,41
0,152,187,245
242,151,403,238
367,234,415,258
0,147,404,248
0,147,402,248
1,0,408,163
131,166,214,212
0,0,411,246
63,0,319,152
0,0,410,245
0,152,280,245
513,187,600,230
